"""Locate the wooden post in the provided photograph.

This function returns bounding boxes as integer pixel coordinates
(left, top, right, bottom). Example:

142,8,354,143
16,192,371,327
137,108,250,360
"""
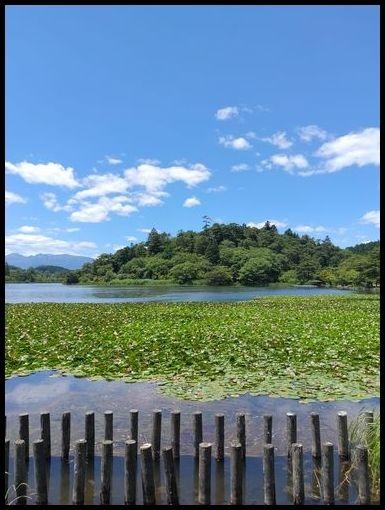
193,412,203,459
19,413,29,462
5,439,9,504
337,411,349,460
171,411,181,459
236,413,246,460
230,442,243,505
85,411,95,461
100,440,113,505
60,411,71,462
162,446,179,505
322,442,334,505
310,413,321,459
40,412,51,460
215,414,224,462
287,413,297,458
292,443,305,505
124,439,137,505
129,409,139,447
72,439,86,505
198,442,212,505
356,445,370,505
33,439,48,505
140,443,156,505
104,410,113,441
263,444,276,505
14,439,27,505
263,415,272,444
152,409,162,462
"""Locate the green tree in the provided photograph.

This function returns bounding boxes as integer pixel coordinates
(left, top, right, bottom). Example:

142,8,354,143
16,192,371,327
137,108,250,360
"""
147,228,163,255
204,266,233,285
238,257,281,285
170,262,198,284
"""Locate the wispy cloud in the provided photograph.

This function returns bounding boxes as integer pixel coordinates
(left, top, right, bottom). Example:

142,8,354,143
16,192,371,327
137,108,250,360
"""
263,154,309,173
5,190,26,205
219,136,252,150
18,225,40,234
41,192,72,213
206,185,227,193
261,131,293,149
183,196,201,207
126,236,138,242
297,125,328,142
5,232,96,256
360,210,380,228
70,196,138,223
247,219,288,229
106,156,123,165
293,225,327,234
137,228,152,234
215,106,239,120
5,161,80,188
231,163,251,172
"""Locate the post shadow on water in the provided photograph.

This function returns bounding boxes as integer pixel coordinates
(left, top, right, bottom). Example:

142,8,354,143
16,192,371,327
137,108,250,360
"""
7,451,359,505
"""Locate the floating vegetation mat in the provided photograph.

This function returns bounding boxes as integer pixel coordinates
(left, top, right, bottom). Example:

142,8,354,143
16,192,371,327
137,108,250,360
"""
5,295,379,401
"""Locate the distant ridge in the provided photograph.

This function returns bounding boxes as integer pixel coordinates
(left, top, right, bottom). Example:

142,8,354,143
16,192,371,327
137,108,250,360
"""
5,253,94,270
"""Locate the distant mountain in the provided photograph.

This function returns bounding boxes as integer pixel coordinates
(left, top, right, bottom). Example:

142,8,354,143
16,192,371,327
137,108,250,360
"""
5,253,94,270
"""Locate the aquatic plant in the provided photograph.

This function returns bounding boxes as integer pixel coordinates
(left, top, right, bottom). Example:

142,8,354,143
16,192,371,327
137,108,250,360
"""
5,295,379,401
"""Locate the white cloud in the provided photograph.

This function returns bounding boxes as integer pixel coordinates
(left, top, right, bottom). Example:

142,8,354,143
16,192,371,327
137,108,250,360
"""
183,196,201,208
5,190,26,205
40,192,72,212
247,219,288,229
293,225,327,234
126,236,138,242
5,161,80,188
70,196,138,223
49,227,81,233
74,173,129,200
137,158,162,165
231,163,250,172
138,228,152,234
297,125,328,142
206,185,227,193
360,210,380,228
219,136,252,150
106,156,123,165
267,154,309,173
215,106,239,120
18,225,40,234
5,233,96,256
315,127,380,174
261,131,293,149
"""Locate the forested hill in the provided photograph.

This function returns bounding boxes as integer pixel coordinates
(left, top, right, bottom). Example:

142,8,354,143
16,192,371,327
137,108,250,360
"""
70,222,380,287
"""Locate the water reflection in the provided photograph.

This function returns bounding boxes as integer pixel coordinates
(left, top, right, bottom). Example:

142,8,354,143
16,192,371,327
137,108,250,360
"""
5,282,352,304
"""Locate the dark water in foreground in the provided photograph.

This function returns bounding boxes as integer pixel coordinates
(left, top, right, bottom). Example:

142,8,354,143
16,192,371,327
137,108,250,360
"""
5,282,351,303
5,372,379,505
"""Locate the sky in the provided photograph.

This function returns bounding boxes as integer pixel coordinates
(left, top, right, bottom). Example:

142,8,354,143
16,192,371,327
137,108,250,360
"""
5,5,380,257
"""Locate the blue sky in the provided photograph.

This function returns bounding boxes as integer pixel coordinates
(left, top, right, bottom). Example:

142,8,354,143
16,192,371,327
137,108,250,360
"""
5,5,380,257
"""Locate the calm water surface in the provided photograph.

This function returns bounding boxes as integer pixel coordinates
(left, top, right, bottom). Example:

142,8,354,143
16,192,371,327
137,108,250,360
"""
5,371,378,505
5,282,351,303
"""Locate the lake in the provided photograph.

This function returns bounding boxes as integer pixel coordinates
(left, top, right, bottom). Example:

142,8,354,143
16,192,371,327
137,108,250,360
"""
5,282,351,303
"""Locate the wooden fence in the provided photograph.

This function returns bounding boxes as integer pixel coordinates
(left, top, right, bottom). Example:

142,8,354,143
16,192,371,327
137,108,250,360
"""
4,409,373,505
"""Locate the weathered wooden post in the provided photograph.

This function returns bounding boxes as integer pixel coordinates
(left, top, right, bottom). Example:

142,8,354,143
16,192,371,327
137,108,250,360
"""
198,442,212,505
193,412,203,459
236,413,246,460
263,444,276,505
129,409,139,447
19,413,29,462
310,412,321,459
356,445,370,505
40,412,51,460
162,446,179,505
124,439,137,505
322,442,334,505
85,411,95,461
33,439,48,505
287,412,297,458
263,415,273,444
171,411,181,459
14,439,27,505
72,439,86,505
215,413,224,462
292,443,305,505
140,443,156,505
152,409,162,462
5,438,10,504
61,411,71,462
337,411,349,460
230,442,243,505
104,410,113,441
100,440,113,504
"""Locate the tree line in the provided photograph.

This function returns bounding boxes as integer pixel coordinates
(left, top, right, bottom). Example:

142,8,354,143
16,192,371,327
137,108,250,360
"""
64,222,380,288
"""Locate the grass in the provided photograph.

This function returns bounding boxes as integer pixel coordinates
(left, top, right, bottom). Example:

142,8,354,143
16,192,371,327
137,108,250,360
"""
348,410,380,502
5,295,379,401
